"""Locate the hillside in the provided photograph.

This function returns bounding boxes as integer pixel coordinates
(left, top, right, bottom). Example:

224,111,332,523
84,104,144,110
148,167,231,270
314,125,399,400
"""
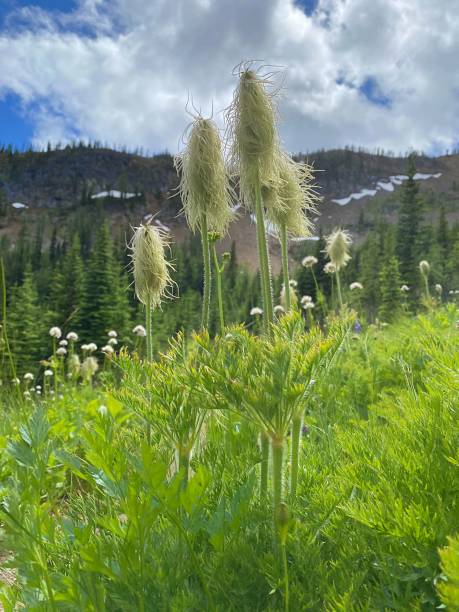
1,145,458,271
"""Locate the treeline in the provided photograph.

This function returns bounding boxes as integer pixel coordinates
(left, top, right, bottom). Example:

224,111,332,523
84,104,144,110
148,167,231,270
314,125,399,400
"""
1,159,458,375
0,207,261,373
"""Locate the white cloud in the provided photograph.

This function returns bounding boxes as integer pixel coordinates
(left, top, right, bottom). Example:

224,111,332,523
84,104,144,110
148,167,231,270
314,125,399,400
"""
0,0,457,154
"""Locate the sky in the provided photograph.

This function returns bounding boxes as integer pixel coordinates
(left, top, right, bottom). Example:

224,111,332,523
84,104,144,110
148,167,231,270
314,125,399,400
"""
0,0,458,156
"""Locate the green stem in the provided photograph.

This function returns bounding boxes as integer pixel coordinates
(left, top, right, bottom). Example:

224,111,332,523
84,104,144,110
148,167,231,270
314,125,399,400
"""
290,416,302,500
254,178,274,335
211,242,225,333
145,294,153,361
272,436,284,517
0,258,17,382
424,275,430,300
260,431,270,498
280,224,291,311
201,216,211,330
335,270,343,309
179,447,190,485
281,542,290,612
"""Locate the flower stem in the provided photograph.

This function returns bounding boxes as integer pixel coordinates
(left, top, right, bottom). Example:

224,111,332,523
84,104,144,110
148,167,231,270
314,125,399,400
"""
211,242,225,333
335,270,343,308
260,430,270,497
145,294,153,361
281,541,290,612
201,215,211,330
290,415,302,499
272,435,284,516
280,224,291,311
254,177,274,335
179,447,190,485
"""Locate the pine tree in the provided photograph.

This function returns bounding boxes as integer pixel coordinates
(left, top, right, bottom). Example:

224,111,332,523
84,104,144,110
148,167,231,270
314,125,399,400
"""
81,223,132,346
378,256,402,322
396,156,422,290
9,264,48,373
60,235,86,332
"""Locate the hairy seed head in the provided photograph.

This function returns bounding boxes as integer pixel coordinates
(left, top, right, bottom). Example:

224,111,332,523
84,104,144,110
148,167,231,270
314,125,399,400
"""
419,260,430,276
130,224,173,308
325,229,352,270
175,117,233,234
227,69,279,207
264,151,318,237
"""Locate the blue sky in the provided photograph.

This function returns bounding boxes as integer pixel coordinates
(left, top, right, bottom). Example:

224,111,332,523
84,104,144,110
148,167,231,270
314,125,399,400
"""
0,0,457,155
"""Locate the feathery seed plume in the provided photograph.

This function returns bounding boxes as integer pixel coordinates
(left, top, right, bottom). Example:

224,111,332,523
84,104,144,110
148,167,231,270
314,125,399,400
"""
226,68,279,207
175,117,233,234
419,260,430,276
325,229,352,270
130,224,173,308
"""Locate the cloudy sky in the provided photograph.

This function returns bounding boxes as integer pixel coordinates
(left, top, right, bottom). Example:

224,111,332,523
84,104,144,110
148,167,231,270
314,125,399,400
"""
0,0,457,156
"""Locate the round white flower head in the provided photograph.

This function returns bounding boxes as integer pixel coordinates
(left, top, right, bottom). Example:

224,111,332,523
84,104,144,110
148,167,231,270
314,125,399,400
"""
289,279,298,288
449,290,454,295
303,301,315,309
435,284,442,294
87,343,97,353
56,347,67,356
23,390,31,399
102,345,115,355
36,389,41,395
81,344,89,352
324,262,336,274
419,260,430,276
108,330,118,339
133,324,147,337
274,305,285,315
108,338,118,346
455,290,459,295
12,377,20,385
49,326,62,339
59,339,68,347
350,282,363,291
302,255,318,268
250,307,263,316
301,295,312,305
44,369,54,377
36,385,42,390
280,283,298,308
400,285,410,292
23,372,34,381
66,332,78,342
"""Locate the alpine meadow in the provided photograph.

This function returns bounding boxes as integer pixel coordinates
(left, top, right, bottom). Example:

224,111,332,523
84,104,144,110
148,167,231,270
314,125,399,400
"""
0,57,459,612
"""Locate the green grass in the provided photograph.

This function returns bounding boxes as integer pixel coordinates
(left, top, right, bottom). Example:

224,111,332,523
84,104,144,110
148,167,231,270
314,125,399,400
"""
0,307,457,610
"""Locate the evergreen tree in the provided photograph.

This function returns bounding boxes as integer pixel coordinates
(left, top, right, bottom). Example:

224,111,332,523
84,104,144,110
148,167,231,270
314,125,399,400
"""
60,235,86,332
396,156,422,290
81,223,132,346
9,264,48,373
378,257,402,322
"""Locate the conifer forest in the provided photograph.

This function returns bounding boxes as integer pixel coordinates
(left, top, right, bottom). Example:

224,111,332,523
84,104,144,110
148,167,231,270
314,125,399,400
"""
0,66,458,612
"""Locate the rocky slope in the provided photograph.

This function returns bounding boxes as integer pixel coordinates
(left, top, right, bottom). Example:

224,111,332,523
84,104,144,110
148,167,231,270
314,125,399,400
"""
1,145,458,270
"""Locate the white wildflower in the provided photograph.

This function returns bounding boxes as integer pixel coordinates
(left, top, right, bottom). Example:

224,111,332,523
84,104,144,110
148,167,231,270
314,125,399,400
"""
400,285,410,292
102,345,115,355
49,326,62,339
56,347,67,356
250,307,263,316
108,330,118,338
324,262,336,274
23,372,34,381
435,284,442,294
66,332,78,342
302,255,318,268
108,338,118,346
59,339,68,347
133,324,147,337
44,369,53,377
350,282,363,291
274,305,285,315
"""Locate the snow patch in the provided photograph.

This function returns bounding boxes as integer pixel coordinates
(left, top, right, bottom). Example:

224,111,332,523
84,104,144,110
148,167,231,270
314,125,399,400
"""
91,190,139,199
332,172,441,206
377,181,394,192
154,219,171,232
12,202,28,209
